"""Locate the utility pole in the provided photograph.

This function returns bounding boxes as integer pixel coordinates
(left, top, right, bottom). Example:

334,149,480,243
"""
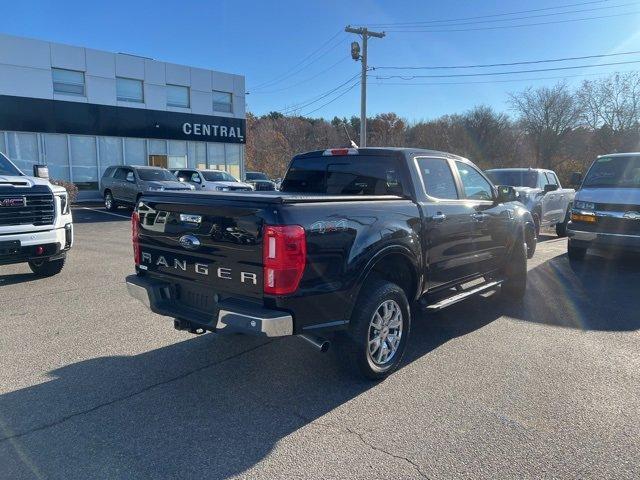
345,26,385,147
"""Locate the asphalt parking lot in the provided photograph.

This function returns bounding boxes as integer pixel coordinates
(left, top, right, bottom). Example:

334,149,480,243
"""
1,207,639,479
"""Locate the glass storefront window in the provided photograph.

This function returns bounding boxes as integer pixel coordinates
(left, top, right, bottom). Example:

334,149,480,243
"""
43,134,70,181
70,135,98,190
207,143,225,171
148,139,167,155
125,138,146,165
7,132,39,174
226,143,241,178
98,137,123,179
188,141,207,169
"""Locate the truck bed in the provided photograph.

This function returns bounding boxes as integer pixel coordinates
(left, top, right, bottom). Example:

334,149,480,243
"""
144,190,406,204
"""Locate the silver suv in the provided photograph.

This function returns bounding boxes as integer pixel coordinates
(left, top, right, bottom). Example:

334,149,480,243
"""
102,165,193,211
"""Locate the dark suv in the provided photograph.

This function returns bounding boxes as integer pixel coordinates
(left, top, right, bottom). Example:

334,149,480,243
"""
102,166,193,211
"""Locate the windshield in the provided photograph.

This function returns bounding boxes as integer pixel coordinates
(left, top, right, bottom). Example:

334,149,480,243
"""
486,170,538,188
246,172,268,180
137,169,178,182
0,152,22,176
583,155,640,188
281,155,406,195
203,171,238,182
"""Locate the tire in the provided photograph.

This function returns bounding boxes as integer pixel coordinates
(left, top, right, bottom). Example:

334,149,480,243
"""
340,279,411,380
567,240,587,261
502,230,527,301
556,208,570,237
29,257,65,277
525,223,537,259
532,212,541,238
104,191,117,211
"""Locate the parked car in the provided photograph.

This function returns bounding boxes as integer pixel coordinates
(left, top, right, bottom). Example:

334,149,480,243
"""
244,171,276,191
567,152,640,260
102,165,194,211
126,147,534,379
172,168,253,192
0,152,73,276
485,168,575,239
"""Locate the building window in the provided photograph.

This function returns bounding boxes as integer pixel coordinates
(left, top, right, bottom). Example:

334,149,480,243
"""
167,84,190,108
213,90,232,113
116,77,144,103
52,68,85,96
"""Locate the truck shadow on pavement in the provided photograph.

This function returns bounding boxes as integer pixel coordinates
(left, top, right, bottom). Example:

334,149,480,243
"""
0,299,501,479
507,251,640,331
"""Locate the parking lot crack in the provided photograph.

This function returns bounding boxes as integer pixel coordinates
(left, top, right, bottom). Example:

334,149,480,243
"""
344,425,431,479
0,340,274,443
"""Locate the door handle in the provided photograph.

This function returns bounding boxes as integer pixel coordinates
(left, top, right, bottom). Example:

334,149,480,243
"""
432,212,446,222
471,212,488,222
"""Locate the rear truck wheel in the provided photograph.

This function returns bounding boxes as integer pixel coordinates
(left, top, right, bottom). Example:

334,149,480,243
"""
104,191,117,211
29,256,66,277
502,230,527,301
341,279,411,380
556,208,570,237
525,223,537,259
567,240,587,261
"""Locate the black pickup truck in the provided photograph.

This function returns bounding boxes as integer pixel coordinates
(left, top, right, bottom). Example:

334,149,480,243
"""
126,148,534,379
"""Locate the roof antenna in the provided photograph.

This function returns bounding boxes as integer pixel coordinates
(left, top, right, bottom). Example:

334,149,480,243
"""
343,123,358,149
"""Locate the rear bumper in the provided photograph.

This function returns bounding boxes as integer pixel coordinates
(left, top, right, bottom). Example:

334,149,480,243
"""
126,274,293,337
567,225,640,252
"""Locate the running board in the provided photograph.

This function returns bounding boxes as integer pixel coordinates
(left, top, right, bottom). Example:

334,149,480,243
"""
423,280,502,312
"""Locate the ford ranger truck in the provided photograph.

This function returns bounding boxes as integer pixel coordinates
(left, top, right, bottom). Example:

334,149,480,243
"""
126,148,534,379
0,153,73,276
567,152,640,259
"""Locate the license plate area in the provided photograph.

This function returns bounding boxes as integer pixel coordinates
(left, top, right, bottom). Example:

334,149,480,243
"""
0,240,20,256
176,283,219,313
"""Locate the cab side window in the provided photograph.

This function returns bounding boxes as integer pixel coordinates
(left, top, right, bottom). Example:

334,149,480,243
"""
416,157,459,199
454,161,493,201
545,172,559,187
190,172,201,183
125,170,135,183
113,168,128,180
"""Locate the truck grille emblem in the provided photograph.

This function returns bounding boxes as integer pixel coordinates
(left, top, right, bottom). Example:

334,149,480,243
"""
0,197,26,207
179,235,201,250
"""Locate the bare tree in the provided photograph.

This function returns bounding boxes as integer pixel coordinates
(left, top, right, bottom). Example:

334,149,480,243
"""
509,83,581,169
577,72,640,131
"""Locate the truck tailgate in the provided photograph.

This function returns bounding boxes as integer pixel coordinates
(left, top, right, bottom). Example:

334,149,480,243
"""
136,194,271,301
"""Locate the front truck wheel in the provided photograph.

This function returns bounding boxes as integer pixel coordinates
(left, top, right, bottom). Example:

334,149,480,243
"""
556,208,570,237
340,279,411,380
29,257,66,277
502,230,527,301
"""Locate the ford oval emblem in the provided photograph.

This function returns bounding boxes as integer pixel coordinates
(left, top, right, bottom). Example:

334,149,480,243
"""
179,235,201,251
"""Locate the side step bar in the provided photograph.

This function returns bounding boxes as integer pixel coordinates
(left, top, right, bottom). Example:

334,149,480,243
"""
423,280,502,312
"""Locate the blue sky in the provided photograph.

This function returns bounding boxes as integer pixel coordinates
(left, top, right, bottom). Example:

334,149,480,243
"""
2,0,639,121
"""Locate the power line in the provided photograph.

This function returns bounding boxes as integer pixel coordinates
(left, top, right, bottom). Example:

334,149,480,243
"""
374,50,640,71
299,82,360,117
371,69,639,86
375,59,640,79
278,73,362,114
357,0,610,26
383,10,639,32
251,57,350,94
249,30,345,91
364,1,637,29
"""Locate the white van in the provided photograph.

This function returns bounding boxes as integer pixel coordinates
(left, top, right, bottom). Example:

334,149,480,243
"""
567,153,640,259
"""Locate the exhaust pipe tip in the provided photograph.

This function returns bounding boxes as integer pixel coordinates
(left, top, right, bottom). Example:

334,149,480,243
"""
298,334,330,353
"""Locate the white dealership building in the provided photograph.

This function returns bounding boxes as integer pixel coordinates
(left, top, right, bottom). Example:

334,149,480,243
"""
0,33,246,199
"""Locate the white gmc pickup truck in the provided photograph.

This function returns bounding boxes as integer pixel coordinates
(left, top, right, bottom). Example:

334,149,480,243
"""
0,152,73,276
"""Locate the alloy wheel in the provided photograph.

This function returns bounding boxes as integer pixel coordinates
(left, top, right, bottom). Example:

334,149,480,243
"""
367,299,403,366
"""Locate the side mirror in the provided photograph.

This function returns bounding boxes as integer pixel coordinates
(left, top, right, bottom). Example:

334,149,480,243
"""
569,171,582,187
33,164,49,179
543,183,559,193
496,185,517,203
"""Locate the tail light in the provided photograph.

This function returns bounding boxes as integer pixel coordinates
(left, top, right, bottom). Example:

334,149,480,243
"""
132,211,141,265
263,225,306,295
